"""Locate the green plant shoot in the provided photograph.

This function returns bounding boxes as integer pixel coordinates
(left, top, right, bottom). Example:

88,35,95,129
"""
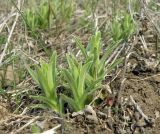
27,52,62,113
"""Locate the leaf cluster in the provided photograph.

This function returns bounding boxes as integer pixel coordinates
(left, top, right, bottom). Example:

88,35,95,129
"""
28,31,122,113
111,13,135,42
24,1,51,32
23,0,75,32
75,32,122,90
27,52,62,113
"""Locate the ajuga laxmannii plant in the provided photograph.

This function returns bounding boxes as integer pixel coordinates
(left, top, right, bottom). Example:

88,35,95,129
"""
75,31,122,91
61,54,93,111
28,52,62,113
111,13,135,42
61,32,122,111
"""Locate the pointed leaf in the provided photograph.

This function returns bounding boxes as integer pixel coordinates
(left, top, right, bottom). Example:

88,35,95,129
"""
60,94,80,111
74,36,88,58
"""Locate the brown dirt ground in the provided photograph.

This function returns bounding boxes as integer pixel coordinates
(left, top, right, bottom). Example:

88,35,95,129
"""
122,73,160,134
1,72,160,134
64,72,160,134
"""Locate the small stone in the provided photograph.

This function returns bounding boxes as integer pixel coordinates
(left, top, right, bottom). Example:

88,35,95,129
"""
84,105,98,124
155,110,160,119
134,112,141,121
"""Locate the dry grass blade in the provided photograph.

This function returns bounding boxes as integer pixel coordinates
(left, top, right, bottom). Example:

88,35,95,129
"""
13,116,40,134
0,0,21,66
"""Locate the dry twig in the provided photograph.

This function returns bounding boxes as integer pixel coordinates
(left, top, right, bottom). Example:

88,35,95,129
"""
13,116,40,134
130,95,155,126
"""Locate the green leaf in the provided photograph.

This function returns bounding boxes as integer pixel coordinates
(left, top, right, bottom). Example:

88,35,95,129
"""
63,69,78,99
27,51,61,113
99,40,121,71
30,95,59,112
77,62,90,97
60,94,80,111
47,62,54,91
27,66,39,85
106,58,123,73
31,124,41,133
37,69,50,97
51,52,57,85
74,37,88,58
29,103,48,110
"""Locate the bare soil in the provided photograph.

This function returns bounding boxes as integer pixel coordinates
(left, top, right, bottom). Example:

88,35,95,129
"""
62,72,160,134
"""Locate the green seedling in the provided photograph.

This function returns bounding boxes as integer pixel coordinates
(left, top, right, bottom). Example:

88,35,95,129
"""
24,1,51,32
61,32,122,112
111,18,123,42
37,2,51,29
121,13,135,40
111,13,135,42
27,52,62,113
24,8,38,32
80,0,98,16
61,54,95,111
23,0,74,33
77,0,98,32
75,31,122,90
58,0,75,23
